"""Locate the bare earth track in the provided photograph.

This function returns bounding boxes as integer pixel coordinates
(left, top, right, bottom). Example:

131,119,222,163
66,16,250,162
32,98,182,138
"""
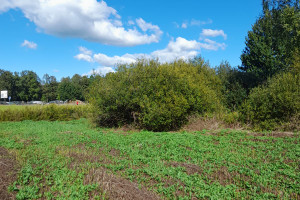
0,147,19,200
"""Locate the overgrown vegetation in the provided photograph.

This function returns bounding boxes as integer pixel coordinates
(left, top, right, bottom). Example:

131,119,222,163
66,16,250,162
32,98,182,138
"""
0,120,299,199
0,104,88,122
88,58,222,131
240,71,300,131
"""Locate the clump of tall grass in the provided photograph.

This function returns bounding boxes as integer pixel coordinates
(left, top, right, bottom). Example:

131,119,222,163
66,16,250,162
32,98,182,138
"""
0,104,89,122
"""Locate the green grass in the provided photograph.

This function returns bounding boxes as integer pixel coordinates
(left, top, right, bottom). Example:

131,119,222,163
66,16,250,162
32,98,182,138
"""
0,119,299,199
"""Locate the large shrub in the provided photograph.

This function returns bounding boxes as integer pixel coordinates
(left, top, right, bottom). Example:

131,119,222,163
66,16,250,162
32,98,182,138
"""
240,71,300,130
88,59,222,131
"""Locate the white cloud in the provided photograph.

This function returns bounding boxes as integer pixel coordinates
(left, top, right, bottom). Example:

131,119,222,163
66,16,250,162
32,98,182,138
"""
201,29,227,40
199,39,226,51
79,46,92,56
136,18,162,34
74,46,93,62
191,19,213,26
181,23,188,29
93,53,137,66
74,54,93,62
83,67,115,76
128,20,135,26
21,40,37,49
151,37,200,62
77,37,201,71
1,0,162,46
175,19,213,29
79,36,227,75
0,0,14,12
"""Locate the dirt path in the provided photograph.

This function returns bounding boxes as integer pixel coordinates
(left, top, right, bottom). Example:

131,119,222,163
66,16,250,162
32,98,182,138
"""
0,147,19,200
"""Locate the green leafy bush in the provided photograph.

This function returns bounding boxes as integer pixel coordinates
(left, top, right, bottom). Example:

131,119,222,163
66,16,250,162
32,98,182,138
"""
88,58,222,131
240,72,300,131
216,61,248,110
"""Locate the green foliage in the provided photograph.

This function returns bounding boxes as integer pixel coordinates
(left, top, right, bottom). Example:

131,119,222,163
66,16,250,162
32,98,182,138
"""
88,58,222,131
0,69,18,100
0,120,299,199
41,74,58,102
0,70,43,101
57,74,90,101
0,104,88,122
1,69,93,102
240,0,300,85
240,71,300,130
216,61,247,110
17,71,42,101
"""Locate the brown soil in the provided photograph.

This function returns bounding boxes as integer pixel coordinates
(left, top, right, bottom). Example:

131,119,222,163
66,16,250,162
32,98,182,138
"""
109,148,120,157
208,166,251,186
64,144,160,199
0,147,19,200
169,162,203,175
84,167,161,200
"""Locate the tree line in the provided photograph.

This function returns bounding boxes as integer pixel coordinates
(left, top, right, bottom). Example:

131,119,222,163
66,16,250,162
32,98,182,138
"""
0,0,299,131
0,70,98,102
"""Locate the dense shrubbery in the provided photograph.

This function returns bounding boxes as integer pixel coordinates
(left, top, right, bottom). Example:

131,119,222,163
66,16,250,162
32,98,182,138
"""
216,61,248,111
240,72,300,130
0,104,88,122
88,58,222,131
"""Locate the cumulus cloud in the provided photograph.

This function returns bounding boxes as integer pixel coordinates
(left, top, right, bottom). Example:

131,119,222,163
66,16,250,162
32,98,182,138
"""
151,37,200,62
74,46,93,62
79,46,92,56
1,0,162,46
21,40,37,49
74,54,93,63
136,18,162,34
201,29,227,40
77,37,201,71
0,0,13,12
199,39,226,51
93,53,137,66
83,67,115,76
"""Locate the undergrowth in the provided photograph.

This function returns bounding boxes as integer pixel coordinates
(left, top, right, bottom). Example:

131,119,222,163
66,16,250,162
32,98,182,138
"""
0,104,89,122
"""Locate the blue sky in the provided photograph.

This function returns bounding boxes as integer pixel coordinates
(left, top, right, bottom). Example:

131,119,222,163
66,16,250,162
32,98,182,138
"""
0,0,262,80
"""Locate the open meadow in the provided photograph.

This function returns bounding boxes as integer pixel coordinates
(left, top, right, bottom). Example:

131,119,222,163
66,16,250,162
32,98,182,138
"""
0,118,299,199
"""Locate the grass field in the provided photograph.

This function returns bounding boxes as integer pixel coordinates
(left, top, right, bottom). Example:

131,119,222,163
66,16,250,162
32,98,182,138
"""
0,119,299,199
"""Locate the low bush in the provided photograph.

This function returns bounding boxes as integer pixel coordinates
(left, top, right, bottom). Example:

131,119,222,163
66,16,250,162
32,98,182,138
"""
0,104,88,122
88,58,222,131
240,71,300,131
